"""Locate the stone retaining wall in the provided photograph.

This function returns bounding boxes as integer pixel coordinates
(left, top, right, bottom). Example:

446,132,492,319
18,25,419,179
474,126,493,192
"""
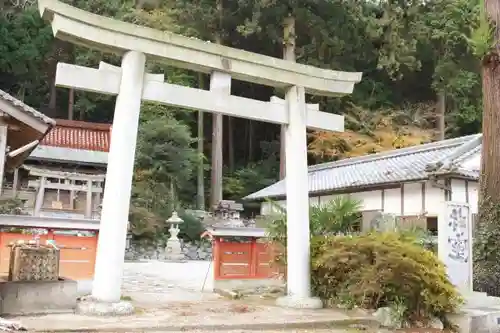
125,239,212,261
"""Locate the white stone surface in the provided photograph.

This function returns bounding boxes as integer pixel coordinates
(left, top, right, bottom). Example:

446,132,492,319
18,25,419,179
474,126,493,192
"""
275,295,323,310
284,85,312,300
92,51,146,303
76,298,134,316
55,62,345,132
77,261,217,307
270,96,343,132
438,201,473,292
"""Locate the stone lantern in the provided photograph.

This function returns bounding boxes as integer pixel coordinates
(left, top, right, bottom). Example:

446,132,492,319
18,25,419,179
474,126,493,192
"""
164,211,185,262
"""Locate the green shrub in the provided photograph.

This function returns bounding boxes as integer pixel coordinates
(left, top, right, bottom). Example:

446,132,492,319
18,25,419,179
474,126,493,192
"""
311,232,462,322
177,210,205,242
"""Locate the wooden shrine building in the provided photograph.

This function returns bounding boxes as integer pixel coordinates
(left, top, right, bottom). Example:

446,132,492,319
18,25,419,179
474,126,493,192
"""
0,90,111,281
2,119,110,219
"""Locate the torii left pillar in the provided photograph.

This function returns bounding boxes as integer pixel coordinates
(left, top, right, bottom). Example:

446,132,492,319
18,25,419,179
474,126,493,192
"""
92,51,145,303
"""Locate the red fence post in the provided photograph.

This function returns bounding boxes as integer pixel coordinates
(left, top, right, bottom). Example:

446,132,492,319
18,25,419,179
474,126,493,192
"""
249,238,257,277
213,237,222,280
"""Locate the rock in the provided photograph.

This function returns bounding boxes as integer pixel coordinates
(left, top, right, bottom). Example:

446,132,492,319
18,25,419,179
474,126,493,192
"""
0,317,27,331
429,317,444,329
76,298,134,316
214,288,241,299
127,240,212,261
373,307,402,329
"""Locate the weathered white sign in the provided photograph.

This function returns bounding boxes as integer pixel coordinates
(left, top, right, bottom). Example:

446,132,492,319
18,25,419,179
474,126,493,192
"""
438,201,473,292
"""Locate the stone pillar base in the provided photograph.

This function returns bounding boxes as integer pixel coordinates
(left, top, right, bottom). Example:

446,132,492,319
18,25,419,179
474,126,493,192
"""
76,297,134,316
163,256,186,262
276,295,323,309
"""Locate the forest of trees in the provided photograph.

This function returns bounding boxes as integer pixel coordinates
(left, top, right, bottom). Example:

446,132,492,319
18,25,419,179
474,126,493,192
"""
0,0,486,235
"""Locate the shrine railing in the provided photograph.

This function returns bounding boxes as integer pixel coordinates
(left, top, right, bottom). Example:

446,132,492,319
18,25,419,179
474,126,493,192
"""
213,238,279,280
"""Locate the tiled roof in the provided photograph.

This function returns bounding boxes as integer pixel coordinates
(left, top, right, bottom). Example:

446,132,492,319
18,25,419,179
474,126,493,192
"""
0,89,55,126
244,134,481,200
40,119,111,152
28,145,108,166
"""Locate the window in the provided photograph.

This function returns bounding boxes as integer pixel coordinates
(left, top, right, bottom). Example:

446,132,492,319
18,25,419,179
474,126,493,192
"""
426,217,438,235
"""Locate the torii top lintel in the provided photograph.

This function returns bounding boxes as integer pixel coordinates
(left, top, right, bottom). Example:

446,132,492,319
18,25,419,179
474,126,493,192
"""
38,0,362,97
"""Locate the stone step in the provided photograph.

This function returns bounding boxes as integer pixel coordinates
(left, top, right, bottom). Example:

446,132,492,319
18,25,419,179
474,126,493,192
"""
448,307,500,333
463,292,500,308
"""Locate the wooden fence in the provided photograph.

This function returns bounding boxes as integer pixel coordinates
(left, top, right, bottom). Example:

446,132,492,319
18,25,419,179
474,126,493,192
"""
213,239,279,280
0,230,97,280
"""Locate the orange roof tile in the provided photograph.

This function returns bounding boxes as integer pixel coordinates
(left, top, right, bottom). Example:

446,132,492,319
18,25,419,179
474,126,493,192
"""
41,119,111,152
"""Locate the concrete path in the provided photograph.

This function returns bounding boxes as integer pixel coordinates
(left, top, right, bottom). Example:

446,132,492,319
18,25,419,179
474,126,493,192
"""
121,260,218,307
12,260,379,332
77,260,216,302
18,301,378,332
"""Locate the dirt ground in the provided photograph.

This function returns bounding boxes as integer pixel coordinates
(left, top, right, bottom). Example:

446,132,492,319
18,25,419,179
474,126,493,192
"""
16,261,450,333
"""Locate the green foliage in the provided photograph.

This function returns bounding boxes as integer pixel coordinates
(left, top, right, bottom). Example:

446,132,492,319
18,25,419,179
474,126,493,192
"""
265,196,363,249
465,0,496,59
473,196,500,296
129,103,199,239
177,210,205,242
311,232,462,323
310,196,363,235
223,141,279,199
135,103,199,188
0,198,26,215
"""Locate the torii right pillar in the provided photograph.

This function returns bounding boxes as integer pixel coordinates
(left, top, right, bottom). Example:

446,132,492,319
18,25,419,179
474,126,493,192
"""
275,86,321,308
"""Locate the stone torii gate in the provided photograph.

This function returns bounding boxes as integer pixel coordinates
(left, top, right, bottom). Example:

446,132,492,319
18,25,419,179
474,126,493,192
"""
38,0,362,309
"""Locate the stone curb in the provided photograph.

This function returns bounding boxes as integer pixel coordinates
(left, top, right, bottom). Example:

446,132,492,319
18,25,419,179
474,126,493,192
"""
33,317,380,332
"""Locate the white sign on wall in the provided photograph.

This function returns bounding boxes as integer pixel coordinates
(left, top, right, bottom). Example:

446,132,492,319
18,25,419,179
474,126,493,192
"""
438,201,473,292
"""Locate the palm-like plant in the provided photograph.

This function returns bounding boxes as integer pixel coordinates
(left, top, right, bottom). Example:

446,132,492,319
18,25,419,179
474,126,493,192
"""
265,196,363,247
310,196,362,235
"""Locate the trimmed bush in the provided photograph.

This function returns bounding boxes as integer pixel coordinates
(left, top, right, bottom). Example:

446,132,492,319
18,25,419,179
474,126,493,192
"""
311,232,462,322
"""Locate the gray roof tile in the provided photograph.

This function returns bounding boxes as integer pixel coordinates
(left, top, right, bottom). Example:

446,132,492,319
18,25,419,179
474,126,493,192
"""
0,89,56,126
244,134,481,200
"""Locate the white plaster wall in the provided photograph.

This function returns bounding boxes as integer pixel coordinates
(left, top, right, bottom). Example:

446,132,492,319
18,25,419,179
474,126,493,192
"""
450,179,478,214
451,179,467,203
468,181,479,214
351,190,383,211
260,199,287,215
403,182,423,216
383,188,401,215
257,179,477,217
425,182,444,216
319,190,383,211
309,196,320,207
318,194,339,206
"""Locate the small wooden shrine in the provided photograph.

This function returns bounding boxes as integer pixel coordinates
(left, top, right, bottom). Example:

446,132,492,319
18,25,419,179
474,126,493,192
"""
203,201,278,283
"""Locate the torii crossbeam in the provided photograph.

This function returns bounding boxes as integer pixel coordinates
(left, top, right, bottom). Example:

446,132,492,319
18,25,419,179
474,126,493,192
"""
38,0,362,309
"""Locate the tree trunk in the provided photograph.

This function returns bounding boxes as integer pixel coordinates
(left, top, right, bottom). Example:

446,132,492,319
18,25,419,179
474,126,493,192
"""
479,1,500,202
48,80,57,117
197,73,205,211
228,116,234,172
436,90,446,140
248,120,254,162
68,88,74,120
474,0,500,295
210,0,224,210
280,14,296,180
